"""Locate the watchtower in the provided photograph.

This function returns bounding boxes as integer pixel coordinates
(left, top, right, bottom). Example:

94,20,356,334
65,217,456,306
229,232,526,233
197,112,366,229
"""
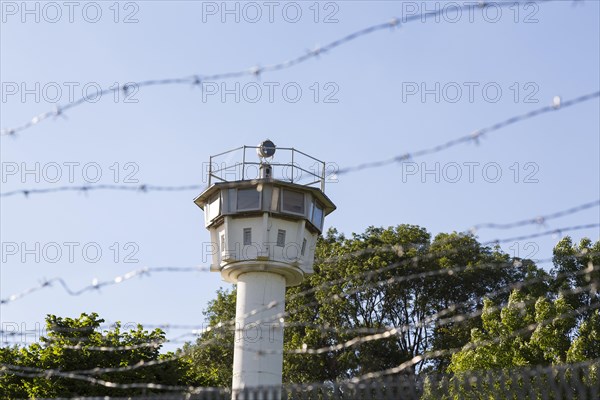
194,140,336,393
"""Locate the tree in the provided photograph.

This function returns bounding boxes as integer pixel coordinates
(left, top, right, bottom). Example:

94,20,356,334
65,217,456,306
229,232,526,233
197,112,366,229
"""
0,313,194,399
567,309,600,392
185,225,545,386
447,291,576,373
567,309,600,363
430,245,600,400
448,237,600,373
551,237,600,318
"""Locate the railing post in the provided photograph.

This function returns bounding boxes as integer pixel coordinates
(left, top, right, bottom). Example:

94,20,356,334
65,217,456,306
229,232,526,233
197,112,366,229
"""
321,161,326,192
291,148,294,183
209,155,213,186
242,146,246,180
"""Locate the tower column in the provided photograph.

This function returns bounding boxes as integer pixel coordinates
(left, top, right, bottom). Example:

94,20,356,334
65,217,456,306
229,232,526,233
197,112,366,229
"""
232,271,286,391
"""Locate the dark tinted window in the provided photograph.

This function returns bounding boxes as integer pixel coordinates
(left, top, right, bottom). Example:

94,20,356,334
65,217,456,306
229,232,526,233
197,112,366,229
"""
312,202,324,230
237,188,260,211
282,189,304,214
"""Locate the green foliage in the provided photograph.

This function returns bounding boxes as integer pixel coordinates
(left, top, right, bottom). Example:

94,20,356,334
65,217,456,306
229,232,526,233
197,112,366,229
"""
0,312,194,399
567,309,600,362
440,238,600,400
6,231,595,397
567,309,600,392
551,237,600,316
448,291,576,374
185,225,550,386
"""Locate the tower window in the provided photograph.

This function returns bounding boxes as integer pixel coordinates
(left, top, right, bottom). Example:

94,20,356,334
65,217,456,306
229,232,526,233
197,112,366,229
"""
237,188,261,211
243,228,252,245
281,189,305,215
206,194,221,223
270,187,280,211
311,201,324,230
301,238,307,256
276,230,286,247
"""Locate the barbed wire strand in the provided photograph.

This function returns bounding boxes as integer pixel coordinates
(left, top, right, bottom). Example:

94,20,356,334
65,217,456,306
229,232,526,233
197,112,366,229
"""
0,184,206,198
335,91,600,175
0,236,490,321
468,199,600,232
0,266,210,305
245,271,598,357
482,223,599,245
347,299,600,385
1,252,595,372
0,0,564,138
0,225,537,305
3,90,599,199
2,221,593,309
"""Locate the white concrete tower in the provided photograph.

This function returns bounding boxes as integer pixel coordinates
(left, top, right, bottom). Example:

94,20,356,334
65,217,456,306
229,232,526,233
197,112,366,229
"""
194,140,336,395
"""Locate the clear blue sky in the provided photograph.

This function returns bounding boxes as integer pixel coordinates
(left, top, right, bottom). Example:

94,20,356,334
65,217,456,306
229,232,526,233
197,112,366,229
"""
1,0,599,350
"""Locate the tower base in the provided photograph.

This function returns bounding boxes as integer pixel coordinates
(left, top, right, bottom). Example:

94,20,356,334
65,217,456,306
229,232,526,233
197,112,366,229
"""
232,271,286,397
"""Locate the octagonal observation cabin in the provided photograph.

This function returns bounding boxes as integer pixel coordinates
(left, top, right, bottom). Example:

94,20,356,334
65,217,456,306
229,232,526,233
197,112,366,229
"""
194,141,336,286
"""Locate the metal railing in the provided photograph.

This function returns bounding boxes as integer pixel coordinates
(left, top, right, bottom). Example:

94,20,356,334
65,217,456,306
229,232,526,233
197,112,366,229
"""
207,146,327,192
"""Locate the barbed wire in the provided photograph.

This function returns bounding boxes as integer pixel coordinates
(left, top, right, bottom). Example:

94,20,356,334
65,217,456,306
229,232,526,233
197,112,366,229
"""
3,219,592,309
0,225,529,306
0,184,206,198
249,271,598,357
0,0,566,138
335,91,600,175
468,199,600,232
0,251,550,347
0,235,479,318
3,90,599,199
0,365,194,392
2,207,596,351
1,2,596,396
0,252,514,347
348,299,600,384
1,284,597,392
0,266,210,305
0,91,600,200
481,223,600,245
1,255,546,348
220,231,597,338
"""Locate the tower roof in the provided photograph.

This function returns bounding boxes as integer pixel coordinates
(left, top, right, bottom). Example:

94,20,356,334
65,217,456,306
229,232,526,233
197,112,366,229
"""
193,179,336,217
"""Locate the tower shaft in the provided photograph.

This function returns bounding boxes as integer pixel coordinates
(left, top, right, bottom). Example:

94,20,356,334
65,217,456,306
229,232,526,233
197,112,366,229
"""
233,271,286,390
